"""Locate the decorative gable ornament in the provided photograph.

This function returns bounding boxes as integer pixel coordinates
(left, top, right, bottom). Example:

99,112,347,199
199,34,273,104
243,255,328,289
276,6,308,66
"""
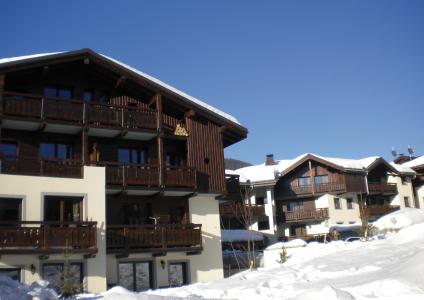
174,123,189,136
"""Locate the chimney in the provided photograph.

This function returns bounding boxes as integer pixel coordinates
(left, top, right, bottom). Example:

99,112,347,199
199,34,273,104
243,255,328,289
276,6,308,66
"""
265,154,276,166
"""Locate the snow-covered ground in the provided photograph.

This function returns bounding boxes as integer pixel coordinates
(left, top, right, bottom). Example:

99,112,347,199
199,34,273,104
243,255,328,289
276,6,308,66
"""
4,209,424,300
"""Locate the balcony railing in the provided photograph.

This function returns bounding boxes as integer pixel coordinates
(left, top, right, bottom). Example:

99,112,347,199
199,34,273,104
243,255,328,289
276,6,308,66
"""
100,162,160,188
0,221,97,254
219,202,265,217
164,166,197,188
363,205,400,216
0,155,82,178
282,181,346,197
282,208,329,223
106,224,202,253
2,92,157,131
368,182,398,194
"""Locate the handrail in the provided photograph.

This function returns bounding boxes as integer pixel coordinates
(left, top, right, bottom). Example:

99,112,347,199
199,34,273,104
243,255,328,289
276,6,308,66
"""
3,91,156,112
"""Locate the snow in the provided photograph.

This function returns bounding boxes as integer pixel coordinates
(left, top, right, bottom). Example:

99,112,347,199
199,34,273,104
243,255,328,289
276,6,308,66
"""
265,239,307,250
235,153,412,184
374,208,424,231
3,209,424,299
0,51,241,126
0,276,58,300
220,229,264,242
401,155,424,170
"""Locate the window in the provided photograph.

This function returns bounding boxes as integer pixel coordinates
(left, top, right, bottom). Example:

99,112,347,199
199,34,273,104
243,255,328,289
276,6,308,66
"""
118,148,147,165
289,225,306,236
287,200,303,212
43,86,72,100
0,268,21,282
297,177,310,187
256,196,267,205
314,175,329,185
98,93,108,104
40,143,73,159
118,261,153,291
0,142,17,159
404,197,410,208
169,207,185,224
346,198,354,210
334,198,341,209
258,219,270,230
169,262,188,287
83,89,93,102
43,263,82,292
402,177,409,185
44,196,82,223
165,153,182,167
0,198,21,222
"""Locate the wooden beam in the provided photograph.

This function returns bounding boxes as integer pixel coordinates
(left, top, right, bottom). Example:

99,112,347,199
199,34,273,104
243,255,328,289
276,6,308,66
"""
82,127,88,165
115,75,126,88
155,94,164,187
184,109,195,119
309,160,315,194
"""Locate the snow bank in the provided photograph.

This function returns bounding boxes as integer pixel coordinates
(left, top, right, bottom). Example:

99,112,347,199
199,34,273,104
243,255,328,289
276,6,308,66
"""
263,239,307,268
220,229,264,242
374,208,424,231
0,275,58,300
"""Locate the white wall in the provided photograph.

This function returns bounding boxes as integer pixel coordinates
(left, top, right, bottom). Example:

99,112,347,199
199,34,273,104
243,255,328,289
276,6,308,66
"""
0,166,107,292
388,175,415,208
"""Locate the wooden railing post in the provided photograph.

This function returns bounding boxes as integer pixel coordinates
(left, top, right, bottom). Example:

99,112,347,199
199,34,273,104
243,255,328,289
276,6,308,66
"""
40,96,45,121
43,224,50,251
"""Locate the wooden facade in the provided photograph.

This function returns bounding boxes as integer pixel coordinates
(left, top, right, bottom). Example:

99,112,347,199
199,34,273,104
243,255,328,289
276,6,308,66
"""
0,49,247,254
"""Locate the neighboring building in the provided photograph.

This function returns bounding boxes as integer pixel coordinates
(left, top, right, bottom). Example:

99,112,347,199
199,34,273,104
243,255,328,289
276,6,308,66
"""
222,153,416,241
0,49,247,292
402,156,424,209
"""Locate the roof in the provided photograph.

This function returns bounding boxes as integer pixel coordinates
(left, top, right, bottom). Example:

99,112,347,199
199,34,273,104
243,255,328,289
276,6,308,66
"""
234,153,413,183
402,156,424,170
0,50,243,127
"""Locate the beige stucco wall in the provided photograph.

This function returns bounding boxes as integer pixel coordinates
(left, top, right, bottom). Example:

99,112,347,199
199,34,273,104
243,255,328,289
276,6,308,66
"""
188,194,224,282
0,166,107,292
106,194,224,288
388,175,415,208
326,193,362,225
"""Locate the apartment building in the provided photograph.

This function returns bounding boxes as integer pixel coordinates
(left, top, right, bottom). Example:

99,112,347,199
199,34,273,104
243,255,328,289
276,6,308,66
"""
402,156,424,209
223,153,416,241
0,49,247,292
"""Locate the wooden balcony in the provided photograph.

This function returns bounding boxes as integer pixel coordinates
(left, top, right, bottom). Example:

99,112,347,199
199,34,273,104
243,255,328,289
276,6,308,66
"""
164,166,196,188
2,92,157,131
282,208,329,223
314,182,346,193
219,201,265,217
0,221,97,254
363,205,400,216
101,163,160,188
106,224,202,253
0,155,82,178
282,181,346,198
368,182,398,195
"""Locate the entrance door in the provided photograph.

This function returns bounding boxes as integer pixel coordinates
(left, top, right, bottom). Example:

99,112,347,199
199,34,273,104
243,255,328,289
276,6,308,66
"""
44,196,83,223
118,261,153,292
168,262,188,287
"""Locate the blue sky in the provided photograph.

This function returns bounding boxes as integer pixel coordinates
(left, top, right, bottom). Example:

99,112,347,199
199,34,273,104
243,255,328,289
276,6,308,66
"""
1,1,423,164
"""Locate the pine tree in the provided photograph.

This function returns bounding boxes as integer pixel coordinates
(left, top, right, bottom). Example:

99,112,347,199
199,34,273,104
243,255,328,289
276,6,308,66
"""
58,240,80,299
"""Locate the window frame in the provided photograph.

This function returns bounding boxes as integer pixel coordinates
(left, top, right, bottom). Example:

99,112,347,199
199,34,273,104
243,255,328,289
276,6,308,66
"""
168,261,189,287
346,198,354,210
334,197,342,210
117,260,154,292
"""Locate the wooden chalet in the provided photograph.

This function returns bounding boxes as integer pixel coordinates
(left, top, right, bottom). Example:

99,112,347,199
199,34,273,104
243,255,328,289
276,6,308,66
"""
0,49,247,290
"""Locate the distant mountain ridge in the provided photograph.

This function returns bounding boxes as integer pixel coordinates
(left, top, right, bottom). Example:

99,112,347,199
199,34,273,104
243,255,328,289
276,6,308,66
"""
224,158,252,170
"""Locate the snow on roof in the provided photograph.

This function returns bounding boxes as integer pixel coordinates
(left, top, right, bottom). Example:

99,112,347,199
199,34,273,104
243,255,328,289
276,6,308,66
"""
220,229,264,242
0,51,241,125
389,162,416,174
402,156,424,169
236,153,385,183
